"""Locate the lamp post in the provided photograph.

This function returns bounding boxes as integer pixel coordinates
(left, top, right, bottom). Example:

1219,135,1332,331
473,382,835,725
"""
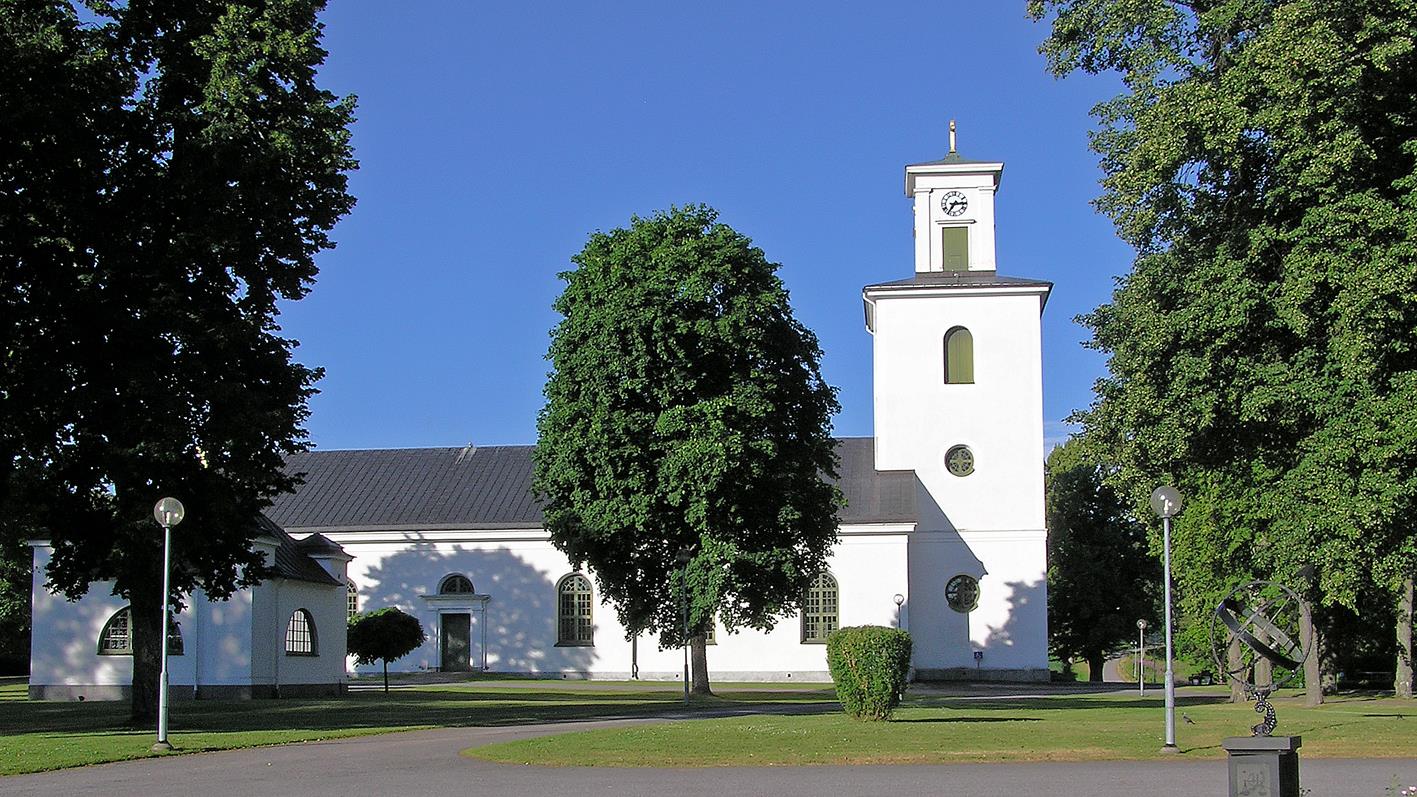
1137,618,1148,696
892,593,904,628
675,546,693,706
152,497,184,752
1149,485,1182,754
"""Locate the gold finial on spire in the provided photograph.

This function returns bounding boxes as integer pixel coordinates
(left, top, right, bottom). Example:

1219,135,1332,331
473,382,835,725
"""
949,119,957,154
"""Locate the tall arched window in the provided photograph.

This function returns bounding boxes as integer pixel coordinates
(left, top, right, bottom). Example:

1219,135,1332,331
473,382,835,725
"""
439,574,474,594
944,326,974,384
285,609,318,656
557,574,594,646
347,579,359,619
801,572,839,644
98,607,183,655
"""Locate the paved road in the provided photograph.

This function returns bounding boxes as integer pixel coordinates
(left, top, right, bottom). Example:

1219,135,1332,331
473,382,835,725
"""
3,714,1414,797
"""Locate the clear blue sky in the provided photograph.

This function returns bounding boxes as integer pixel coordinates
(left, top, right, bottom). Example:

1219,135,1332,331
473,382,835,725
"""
280,2,1132,452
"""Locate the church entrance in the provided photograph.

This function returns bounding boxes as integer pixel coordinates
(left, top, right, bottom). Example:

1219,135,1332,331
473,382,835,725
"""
440,613,471,672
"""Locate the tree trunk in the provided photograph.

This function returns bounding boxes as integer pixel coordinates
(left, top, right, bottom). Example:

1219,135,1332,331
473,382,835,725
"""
128,582,162,724
1253,656,1272,691
1397,575,1414,699
1252,614,1273,690
1300,597,1323,706
383,658,390,693
1228,636,1246,703
1086,652,1105,682
690,635,712,695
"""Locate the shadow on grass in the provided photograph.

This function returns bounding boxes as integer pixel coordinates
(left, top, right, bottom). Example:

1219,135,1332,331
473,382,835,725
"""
894,716,1042,724
0,684,842,741
907,694,1235,711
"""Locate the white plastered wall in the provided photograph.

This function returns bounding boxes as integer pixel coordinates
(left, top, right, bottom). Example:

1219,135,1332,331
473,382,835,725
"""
868,287,1049,678
29,540,343,698
872,289,1045,531
29,543,257,697
334,525,908,681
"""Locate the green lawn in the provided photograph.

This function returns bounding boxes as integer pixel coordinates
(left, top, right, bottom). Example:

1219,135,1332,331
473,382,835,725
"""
0,678,830,776
6,678,1415,776
469,689,1417,767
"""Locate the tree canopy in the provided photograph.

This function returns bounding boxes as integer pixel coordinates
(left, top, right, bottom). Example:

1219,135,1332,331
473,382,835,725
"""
1046,437,1159,680
533,205,842,692
1030,0,1417,694
1,0,356,718
348,607,426,692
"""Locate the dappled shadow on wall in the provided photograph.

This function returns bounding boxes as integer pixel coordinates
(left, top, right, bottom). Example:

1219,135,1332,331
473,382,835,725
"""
358,543,595,674
982,577,1044,655
910,472,987,659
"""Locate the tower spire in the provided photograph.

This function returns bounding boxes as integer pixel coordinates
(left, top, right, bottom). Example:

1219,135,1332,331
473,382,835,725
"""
949,119,957,154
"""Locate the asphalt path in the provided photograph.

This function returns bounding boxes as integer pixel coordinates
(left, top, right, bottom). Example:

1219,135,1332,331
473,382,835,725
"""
3,711,1414,797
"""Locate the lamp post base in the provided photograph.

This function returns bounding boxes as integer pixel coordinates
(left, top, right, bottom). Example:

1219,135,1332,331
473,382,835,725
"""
1160,744,1180,755
150,740,174,753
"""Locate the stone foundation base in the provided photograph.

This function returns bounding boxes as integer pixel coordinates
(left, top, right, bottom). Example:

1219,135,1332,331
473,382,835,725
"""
913,667,1051,683
28,682,346,701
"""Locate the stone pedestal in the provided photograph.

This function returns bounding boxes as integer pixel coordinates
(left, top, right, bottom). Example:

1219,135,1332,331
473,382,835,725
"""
1222,736,1301,797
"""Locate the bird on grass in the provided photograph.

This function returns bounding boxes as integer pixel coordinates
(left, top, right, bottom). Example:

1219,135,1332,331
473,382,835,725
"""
1182,713,1196,724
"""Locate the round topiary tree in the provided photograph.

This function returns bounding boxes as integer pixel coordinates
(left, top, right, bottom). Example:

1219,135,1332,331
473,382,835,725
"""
347,607,426,692
826,625,912,721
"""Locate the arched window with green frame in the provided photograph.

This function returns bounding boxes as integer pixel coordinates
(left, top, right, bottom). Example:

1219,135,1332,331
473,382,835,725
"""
800,572,839,644
557,574,594,646
944,326,974,384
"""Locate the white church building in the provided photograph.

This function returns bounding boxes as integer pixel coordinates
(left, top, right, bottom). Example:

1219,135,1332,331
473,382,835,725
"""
28,144,1052,696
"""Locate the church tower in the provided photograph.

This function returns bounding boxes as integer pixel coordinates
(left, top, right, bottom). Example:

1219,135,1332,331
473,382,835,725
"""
863,125,1052,679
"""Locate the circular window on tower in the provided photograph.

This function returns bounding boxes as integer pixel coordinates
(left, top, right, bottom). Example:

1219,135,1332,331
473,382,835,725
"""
945,445,975,477
946,575,980,613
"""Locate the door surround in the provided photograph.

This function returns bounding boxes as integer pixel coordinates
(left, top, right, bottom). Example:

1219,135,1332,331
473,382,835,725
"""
419,592,490,671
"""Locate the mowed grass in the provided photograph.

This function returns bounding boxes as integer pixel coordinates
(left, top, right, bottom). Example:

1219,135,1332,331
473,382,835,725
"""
0,677,830,776
469,689,1417,767
6,677,1414,775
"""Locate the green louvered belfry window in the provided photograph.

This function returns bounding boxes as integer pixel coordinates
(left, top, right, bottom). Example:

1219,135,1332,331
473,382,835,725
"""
945,326,974,384
941,226,969,271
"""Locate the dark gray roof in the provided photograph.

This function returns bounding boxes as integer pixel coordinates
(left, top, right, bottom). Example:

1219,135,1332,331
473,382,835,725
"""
255,515,344,586
834,437,916,524
295,532,346,556
906,153,998,168
864,271,1053,293
267,438,915,531
268,445,539,531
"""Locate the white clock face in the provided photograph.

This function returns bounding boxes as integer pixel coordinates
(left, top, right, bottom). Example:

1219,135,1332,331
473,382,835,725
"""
940,191,968,217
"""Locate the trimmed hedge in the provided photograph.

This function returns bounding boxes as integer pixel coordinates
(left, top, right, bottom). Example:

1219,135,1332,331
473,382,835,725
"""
826,625,912,720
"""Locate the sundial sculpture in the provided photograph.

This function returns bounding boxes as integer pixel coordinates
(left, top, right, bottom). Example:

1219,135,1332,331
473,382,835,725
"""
1210,580,1312,736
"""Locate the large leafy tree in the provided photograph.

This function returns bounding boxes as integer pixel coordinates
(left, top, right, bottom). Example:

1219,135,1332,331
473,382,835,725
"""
1030,0,1417,697
534,205,842,694
1046,437,1159,681
1,0,355,719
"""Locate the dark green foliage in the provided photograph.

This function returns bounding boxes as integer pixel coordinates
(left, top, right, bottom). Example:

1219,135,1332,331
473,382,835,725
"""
0,0,356,718
348,608,426,692
1046,438,1159,680
826,626,912,721
1031,0,1417,692
533,205,842,692
0,534,28,674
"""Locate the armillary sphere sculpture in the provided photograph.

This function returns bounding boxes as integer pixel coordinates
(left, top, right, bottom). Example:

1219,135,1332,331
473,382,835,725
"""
1210,580,1312,737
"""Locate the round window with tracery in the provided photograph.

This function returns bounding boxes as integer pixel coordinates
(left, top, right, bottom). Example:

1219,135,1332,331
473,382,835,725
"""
945,445,975,477
946,575,980,613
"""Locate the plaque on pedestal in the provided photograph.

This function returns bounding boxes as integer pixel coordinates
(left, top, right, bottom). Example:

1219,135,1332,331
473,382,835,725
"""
1222,735,1301,797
